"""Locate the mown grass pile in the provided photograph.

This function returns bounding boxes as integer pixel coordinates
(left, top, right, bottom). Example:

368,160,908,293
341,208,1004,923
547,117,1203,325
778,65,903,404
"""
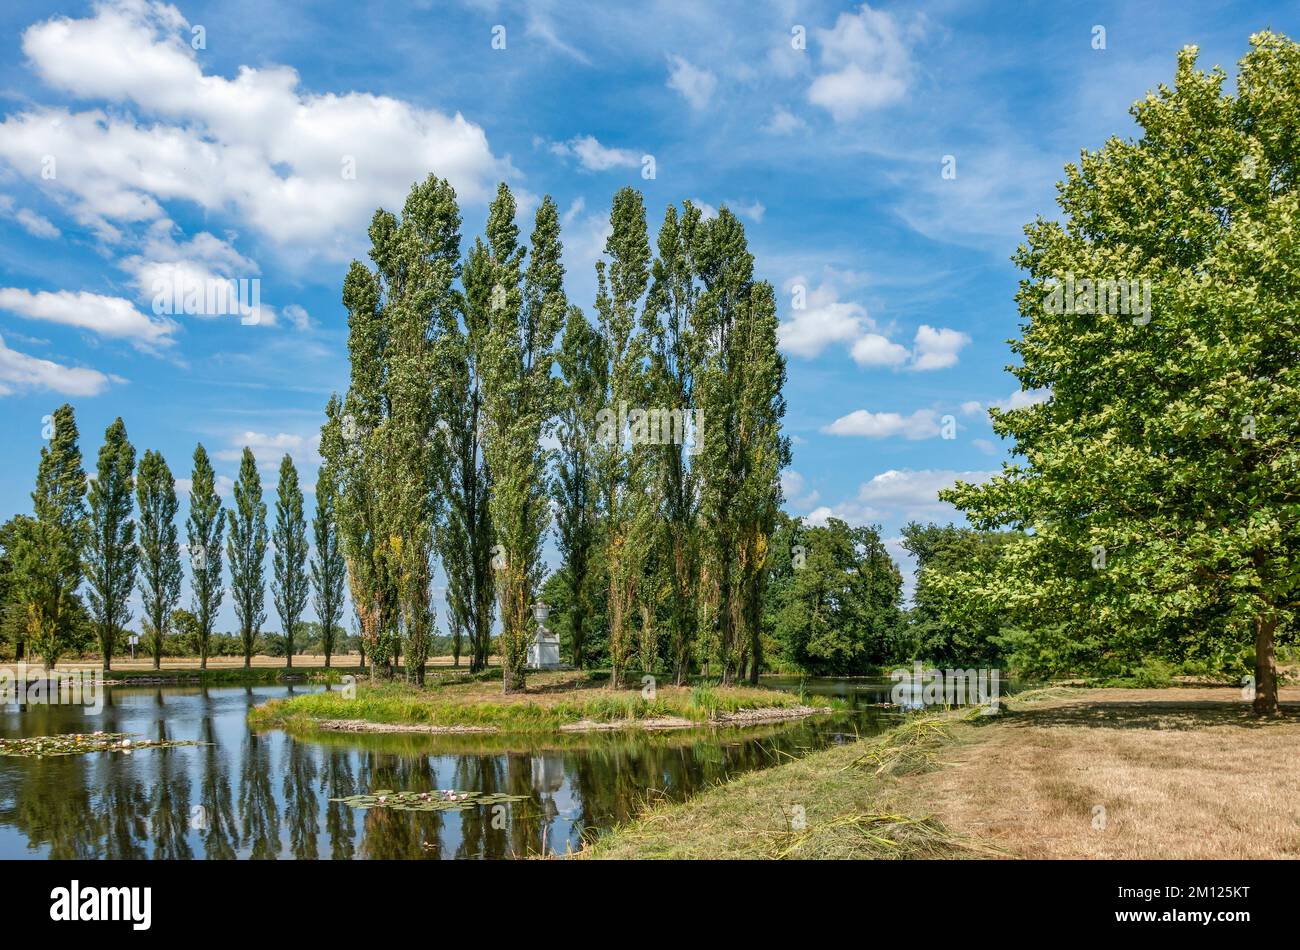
581,706,1007,860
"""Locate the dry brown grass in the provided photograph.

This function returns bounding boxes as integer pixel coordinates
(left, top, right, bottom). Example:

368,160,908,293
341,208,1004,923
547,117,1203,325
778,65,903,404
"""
911,685,1300,859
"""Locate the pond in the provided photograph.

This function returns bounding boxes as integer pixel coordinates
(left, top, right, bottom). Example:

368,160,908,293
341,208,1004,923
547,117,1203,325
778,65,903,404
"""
0,678,905,859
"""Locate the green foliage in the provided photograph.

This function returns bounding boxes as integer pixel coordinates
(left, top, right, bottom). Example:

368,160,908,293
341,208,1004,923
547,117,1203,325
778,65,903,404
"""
226,447,267,667
941,34,1300,713
13,404,89,668
272,453,310,667
85,418,136,670
311,422,347,668
478,185,566,691
902,522,1018,666
435,233,496,673
769,516,902,674
185,444,224,667
553,304,606,669
136,448,181,669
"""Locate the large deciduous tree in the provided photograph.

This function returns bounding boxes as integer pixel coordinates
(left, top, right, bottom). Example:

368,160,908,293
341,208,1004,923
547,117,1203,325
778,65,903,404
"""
942,34,1300,716
85,418,136,671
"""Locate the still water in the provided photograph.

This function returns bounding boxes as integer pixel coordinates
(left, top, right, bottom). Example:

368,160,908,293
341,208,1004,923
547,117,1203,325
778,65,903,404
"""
0,678,902,859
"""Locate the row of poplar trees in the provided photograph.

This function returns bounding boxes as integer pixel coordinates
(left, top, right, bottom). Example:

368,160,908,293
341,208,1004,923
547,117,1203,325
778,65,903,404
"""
326,175,788,692
0,405,348,672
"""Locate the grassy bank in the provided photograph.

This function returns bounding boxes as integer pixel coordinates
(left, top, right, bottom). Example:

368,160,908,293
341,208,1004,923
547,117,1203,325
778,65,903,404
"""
249,670,819,734
581,703,1001,859
100,666,357,685
583,684,1300,859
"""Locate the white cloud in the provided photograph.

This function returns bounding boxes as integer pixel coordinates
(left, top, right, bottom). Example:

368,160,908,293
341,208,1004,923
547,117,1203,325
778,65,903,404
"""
993,387,1051,411
215,430,320,466
764,106,808,136
960,400,984,416
911,324,971,370
808,3,913,121
549,135,640,171
0,195,60,238
281,304,311,331
15,208,60,239
972,438,998,456
822,408,942,439
1,0,511,256
807,468,997,526
733,200,766,223
689,199,719,220
667,54,717,110
0,287,177,349
0,332,114,396
778,273,873,358
850,333,910,367
780,469,821,510
778,273,965,371
176,473,234,498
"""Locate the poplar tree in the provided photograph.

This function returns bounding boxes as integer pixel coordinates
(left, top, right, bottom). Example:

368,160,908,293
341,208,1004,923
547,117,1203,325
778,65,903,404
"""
272,454,309,668
136,449,182,670
85,418,136,671
553,304,606,668
186,444,224,669
733,278,790,682
332,253,399,676
437,242,496,673
478,185,566,692
312,404,347,668
691,208,787,682
593,188,651,687
16,404,88,670
645,201,706,682
227,447,267,668
373,175,458,685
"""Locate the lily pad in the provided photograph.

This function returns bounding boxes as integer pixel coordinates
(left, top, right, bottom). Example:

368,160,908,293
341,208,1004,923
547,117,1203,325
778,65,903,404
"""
330,789,531,813
0,732,207,759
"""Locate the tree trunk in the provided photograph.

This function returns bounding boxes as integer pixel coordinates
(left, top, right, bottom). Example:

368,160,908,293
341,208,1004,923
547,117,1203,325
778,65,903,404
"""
1253,613,1280,717
324,649,331,669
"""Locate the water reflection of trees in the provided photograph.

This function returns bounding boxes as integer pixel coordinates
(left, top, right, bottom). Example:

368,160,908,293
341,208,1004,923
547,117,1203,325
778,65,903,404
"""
238,732,281,858
1,688,861,861
321,748,357,860
198,708,238,859
284,739,319,859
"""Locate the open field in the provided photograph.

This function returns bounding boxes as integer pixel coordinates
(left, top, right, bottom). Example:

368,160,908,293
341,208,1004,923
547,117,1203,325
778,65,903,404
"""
249,670,823,734
583,685,1300,859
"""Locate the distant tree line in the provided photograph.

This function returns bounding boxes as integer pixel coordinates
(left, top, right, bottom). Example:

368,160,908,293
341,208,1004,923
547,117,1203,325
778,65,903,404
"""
0,405,348,671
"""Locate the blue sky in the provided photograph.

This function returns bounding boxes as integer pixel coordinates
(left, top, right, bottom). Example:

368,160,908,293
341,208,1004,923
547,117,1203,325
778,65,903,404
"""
0,0,1293,630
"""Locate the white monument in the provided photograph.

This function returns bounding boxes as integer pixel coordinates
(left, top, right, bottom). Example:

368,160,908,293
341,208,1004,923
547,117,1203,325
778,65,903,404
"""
527,601,562,670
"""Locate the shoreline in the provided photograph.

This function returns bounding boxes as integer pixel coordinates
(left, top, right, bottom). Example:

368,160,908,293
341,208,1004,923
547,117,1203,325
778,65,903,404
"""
291,703,832,735
582,685,1300,860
